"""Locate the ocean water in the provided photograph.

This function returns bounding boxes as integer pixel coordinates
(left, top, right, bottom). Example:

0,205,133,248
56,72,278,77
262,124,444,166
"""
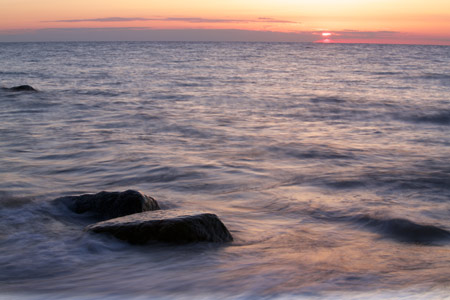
0,42,449,299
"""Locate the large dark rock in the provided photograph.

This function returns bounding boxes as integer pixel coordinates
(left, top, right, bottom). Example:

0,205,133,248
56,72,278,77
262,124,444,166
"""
55,190,160,220
86,210,233,244
2,85,37,92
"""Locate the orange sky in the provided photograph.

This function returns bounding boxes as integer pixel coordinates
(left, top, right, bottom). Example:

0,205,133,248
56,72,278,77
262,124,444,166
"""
1,0,449,44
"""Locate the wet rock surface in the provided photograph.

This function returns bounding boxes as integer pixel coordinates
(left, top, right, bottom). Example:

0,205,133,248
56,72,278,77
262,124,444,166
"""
86,210,234,244
356,216,450,245
2,85,38,92
55,190,160,220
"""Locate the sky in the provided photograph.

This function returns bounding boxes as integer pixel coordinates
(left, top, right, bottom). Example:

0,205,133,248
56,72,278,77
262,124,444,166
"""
1,0,449,45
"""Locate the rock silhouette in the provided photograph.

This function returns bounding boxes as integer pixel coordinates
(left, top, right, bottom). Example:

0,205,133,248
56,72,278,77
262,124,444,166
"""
55,190,160,220
2,85,37,92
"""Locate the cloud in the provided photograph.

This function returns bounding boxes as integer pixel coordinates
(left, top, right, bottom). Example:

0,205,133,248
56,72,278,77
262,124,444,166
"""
47,17,153,23
161,17,248,23
334,30,399,39
257,17,298,24
45,16,300,24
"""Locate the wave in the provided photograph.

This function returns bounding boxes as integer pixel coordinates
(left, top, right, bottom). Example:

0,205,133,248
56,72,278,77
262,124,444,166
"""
0,71,30,76
163,124,219,139
0,192,33,208
306,158,450,191
370,71,402,76
308,209,450,245
103,166,205,187
419,73,450,80
402,73,450,86
267,143,356,160
173,80,213,88
320,179,366,189
309,96,346,104
0,199,128,282
283,169,450,192
68,89,123,97
406,110,450,125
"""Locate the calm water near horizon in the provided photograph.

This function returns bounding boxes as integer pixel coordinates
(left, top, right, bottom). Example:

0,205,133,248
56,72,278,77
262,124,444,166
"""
0,42,449,299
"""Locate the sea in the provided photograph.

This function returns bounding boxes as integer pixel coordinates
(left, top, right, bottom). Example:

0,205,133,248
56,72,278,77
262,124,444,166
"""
0,42,449,300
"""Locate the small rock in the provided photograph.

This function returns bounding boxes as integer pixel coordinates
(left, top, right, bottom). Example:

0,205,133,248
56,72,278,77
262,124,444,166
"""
55,190,160,220
356,215,450,245
3,85,38,92
86,210,233,244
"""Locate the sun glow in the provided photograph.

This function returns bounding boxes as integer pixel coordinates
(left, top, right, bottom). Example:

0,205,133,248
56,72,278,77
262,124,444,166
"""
322,32,332,37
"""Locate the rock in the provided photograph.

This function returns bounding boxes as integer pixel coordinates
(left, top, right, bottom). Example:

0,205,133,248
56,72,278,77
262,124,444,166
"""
86,210,233,244
356,215,450,245
55,190,160,220
2,85,38,92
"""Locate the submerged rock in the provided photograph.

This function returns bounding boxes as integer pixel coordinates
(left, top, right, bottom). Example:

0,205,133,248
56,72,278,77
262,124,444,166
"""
86,210,233,244
2,85,38,92
356,215,450,245
55,190,160,220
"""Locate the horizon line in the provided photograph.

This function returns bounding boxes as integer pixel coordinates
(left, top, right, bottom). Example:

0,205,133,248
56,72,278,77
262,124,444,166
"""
0,28,449,46
1,40,449,47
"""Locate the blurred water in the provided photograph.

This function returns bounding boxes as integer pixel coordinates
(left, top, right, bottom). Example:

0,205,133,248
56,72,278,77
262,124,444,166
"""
0,42,449,299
